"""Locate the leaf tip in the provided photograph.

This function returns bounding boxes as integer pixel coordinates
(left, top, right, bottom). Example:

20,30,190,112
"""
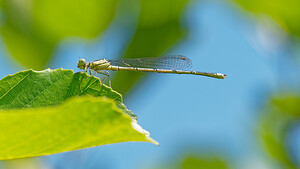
131,119,159,145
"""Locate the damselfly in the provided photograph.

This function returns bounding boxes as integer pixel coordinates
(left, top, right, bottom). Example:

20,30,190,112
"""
77,55,226,86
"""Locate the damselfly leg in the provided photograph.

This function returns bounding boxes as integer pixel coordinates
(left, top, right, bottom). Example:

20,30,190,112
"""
96,70,111,87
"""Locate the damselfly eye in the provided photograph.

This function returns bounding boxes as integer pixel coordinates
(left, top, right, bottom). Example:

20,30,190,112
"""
77,58,86,69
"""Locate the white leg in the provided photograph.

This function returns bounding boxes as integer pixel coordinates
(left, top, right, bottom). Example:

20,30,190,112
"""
96,70,111,87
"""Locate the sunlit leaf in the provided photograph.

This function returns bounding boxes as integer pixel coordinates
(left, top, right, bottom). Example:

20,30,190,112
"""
0,69,157,160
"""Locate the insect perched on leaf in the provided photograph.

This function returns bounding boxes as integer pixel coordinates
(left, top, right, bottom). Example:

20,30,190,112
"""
77,55,226,86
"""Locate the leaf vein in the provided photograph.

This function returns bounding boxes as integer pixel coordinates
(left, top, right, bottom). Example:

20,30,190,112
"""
24,76,64,107
0,72,30,101
78,79,98,96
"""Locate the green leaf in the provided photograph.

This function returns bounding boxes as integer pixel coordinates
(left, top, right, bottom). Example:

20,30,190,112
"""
0,0,118,69
150,154,230,169
112,0,190,94
258,95,300,169
233,0,300,38
0,69,157,160
0,24,56,70
181,155,229,169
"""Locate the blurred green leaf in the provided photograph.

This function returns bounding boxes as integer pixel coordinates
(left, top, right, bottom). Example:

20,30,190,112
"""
232,1,300,167
181,155,229,169
234,0,300,37
258,95,300,169
112,0,189,94
150,154,230,169
0,69,156,160
2,158,47,169
0,0,118,69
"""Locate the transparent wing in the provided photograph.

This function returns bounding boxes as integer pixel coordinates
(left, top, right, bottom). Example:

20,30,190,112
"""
106,55,192,70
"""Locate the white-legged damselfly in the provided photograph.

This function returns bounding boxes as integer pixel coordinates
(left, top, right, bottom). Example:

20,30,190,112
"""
77,55,226,86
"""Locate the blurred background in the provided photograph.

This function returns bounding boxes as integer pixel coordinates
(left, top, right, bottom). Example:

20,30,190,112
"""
1,0,300,168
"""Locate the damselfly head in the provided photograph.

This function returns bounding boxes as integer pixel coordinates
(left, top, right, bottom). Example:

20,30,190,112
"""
77,58,86,69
